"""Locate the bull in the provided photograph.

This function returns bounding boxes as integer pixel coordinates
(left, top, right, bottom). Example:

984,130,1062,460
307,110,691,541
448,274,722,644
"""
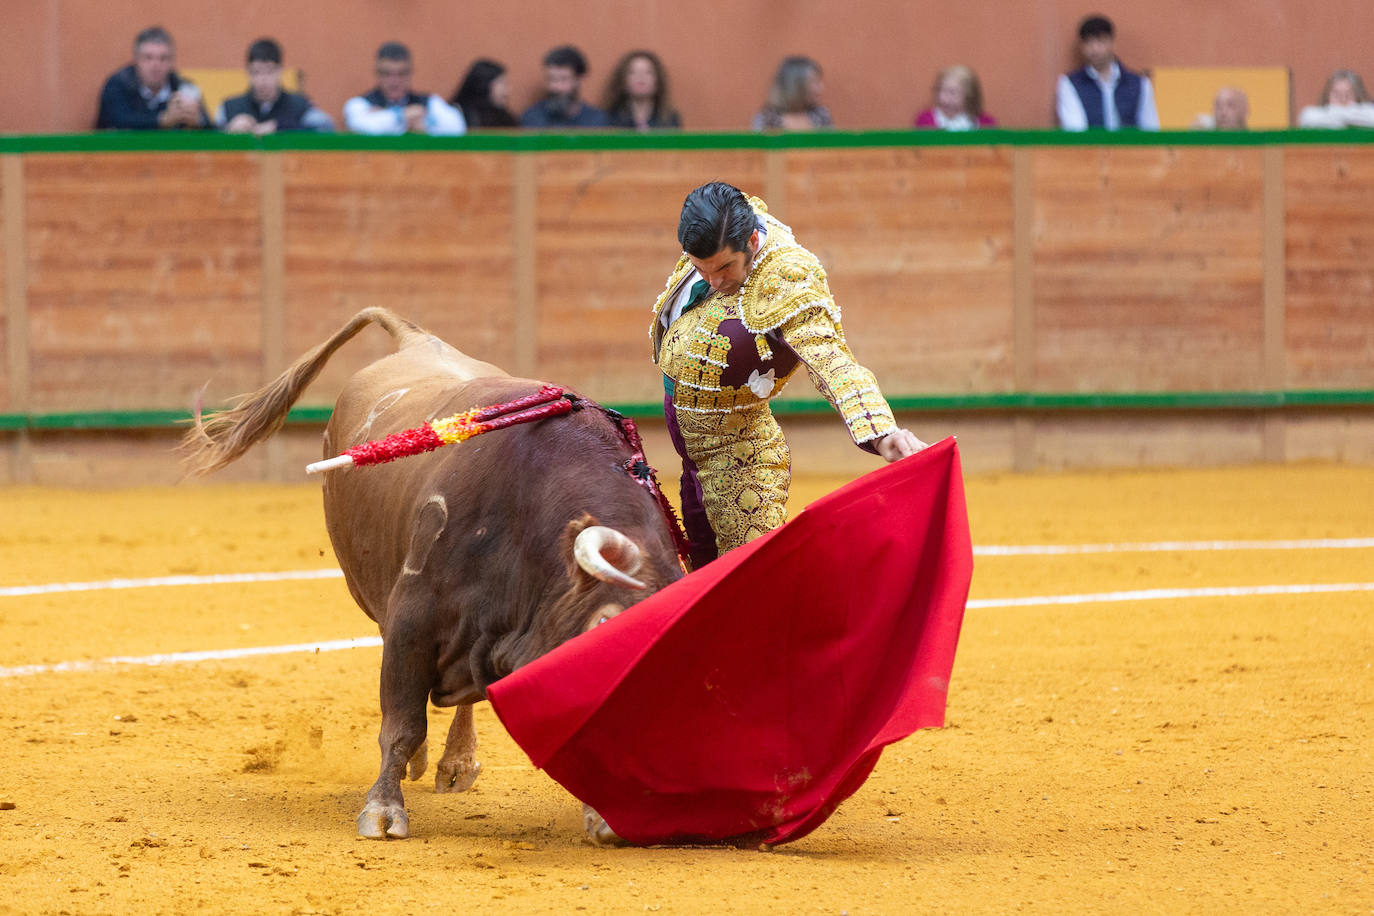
181,307,683,841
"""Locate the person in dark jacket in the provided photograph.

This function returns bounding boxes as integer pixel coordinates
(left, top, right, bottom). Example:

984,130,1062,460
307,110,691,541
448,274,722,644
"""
1055,14,1158,131
217,38,334,133
96,26,209,130
450,59,518,128
520,45,610,128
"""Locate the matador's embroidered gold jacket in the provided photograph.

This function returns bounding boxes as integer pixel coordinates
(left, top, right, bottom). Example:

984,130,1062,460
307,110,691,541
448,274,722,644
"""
649,197,898,560
650,198,897,449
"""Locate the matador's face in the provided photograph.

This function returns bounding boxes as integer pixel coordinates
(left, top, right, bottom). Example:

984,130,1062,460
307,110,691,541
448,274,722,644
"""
687,230,761,297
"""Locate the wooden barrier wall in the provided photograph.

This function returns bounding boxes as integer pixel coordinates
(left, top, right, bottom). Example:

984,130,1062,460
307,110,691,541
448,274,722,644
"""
1,133,1372,483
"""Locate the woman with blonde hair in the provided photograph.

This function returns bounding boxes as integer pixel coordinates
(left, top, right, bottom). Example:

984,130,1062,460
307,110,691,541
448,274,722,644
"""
914,65,997,130
751,56,831,130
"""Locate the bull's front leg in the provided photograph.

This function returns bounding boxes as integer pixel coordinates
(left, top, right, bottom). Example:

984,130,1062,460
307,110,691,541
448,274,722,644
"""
435,704,481,793
583,804,627,847
357,617,434,839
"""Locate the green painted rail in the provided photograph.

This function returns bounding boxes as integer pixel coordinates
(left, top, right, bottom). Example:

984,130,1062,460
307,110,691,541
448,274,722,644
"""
3,390,1371,432
1,128,1372,156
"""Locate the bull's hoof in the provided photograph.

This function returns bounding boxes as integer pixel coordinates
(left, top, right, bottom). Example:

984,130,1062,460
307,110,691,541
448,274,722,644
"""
435,758,481,794
407,739,428,782
357,801,409,840
582,804,627,847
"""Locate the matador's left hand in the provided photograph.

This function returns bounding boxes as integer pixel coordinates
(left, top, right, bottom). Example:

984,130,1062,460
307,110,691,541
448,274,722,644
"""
876,428,928,462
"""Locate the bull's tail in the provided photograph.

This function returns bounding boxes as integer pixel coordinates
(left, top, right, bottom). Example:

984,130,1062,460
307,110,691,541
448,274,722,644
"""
179,307,430,476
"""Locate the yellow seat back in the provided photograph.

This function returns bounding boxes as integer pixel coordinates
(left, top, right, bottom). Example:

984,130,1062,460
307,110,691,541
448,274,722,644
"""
1151,66,1291,129
180,67,303,120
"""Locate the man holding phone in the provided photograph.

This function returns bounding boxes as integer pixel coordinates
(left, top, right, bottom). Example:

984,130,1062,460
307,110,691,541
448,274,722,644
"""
97,26,209,130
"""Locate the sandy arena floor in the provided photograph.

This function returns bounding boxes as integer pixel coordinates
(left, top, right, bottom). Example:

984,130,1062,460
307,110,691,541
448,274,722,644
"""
1,462,1371,914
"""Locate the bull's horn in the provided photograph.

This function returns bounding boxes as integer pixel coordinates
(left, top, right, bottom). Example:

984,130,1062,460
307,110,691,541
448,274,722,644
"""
573,526,647,590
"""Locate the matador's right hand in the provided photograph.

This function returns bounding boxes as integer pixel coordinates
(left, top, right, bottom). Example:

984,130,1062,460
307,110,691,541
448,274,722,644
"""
876,429,927,462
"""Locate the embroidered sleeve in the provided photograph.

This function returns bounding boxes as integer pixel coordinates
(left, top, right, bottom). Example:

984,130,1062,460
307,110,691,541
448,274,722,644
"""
776,303,897,450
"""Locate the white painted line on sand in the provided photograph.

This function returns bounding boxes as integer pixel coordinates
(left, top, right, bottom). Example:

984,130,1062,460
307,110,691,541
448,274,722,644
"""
0,568,344,598
974,537,1374,556
3,583,1372,680
4,536,1372,600
0,636,382,679
967,581,1374,610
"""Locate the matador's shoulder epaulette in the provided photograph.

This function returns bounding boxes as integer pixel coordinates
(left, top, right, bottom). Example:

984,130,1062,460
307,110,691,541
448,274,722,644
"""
739,244,841,334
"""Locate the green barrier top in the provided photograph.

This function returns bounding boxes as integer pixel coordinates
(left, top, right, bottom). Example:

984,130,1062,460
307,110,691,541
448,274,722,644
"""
1,128,1373,155
5,389,1374,431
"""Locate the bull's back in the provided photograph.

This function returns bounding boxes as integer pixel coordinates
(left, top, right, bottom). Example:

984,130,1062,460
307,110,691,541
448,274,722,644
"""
358,333,507,391
327,335,507,454
321,372,547,626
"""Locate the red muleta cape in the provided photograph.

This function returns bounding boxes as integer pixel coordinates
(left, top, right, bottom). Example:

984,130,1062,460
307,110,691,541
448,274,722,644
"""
487,437,972,846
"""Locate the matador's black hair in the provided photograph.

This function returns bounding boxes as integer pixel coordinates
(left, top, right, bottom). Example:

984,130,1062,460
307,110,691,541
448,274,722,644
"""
677,181,756,258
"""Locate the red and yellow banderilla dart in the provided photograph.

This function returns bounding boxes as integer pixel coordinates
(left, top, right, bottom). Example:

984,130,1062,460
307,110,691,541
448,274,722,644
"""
306,385,571,474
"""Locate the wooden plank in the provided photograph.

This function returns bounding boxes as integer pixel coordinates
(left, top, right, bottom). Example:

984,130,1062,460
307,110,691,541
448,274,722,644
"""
780,411,1016,475
1032,147,1266,392
513,154,536,378
281,151,518,402
1030,411,1268,469
258,153,288,478
1262,147,1286,461
764,150,787,221
2,154,30,482
26,428,264,486
1284,146,1374,389
1012,149,1035,391
1012,148,1035,471
259,155,286,381
533,150,766,403
23,153,263,413
1283,410,1374,464
2,155,24,412
784,146,1016,396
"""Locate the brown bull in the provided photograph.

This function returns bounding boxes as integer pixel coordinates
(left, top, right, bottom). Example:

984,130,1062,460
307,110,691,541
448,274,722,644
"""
182,307,682,841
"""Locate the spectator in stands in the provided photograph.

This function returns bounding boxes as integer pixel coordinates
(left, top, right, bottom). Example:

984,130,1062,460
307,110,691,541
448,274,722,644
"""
603,50,681,130
1297,69,1374,129
218,38,334,134
752,56,832,130
451,59,518,128
96,26,208,130
521,45,610,128
914,65,997,130
344,42,466,135
1191,87,1249,130
1056,15,1159,131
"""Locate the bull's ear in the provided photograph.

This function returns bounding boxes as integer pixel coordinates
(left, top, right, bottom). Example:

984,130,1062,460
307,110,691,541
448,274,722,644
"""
562,512,602,586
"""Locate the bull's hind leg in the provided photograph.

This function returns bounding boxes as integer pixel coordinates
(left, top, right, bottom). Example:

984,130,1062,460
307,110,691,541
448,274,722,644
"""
435,704,481,793
358,607,435,840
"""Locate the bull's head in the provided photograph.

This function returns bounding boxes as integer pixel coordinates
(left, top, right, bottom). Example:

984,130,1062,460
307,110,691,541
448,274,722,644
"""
562,513,660,633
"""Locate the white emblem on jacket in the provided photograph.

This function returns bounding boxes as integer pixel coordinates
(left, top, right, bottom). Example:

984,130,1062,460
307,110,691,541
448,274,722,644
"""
747,368,776,399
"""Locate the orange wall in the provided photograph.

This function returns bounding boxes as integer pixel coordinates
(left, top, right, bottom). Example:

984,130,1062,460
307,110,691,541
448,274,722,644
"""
6,0,1374,133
